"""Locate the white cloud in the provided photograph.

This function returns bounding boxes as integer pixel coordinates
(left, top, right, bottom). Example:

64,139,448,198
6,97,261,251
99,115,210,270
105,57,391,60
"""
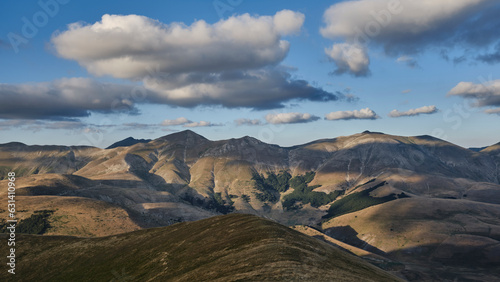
448,80,500,112
320,0,500,70
52,12,304,79
183,121,220,128
388,105,438,118
161,117,220,128
325,43,370,76
47,12,340,110
273,10,305,35
448,80,500,97
321,0,496,51
265,112,320,124
401,89,412,94
235,118,262,126
325,108,379,120
161,117,191,126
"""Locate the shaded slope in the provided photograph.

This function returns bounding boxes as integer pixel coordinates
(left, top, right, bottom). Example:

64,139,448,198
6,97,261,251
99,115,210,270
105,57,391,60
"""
481,141,500,185
0,214,401,282
322,198,500,280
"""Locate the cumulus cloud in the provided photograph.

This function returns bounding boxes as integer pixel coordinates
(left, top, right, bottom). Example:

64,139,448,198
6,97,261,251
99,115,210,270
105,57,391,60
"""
235,118,262,126
143,67,340,109
265,112,320,124
273,10,305,35
0,78,139,119
52,12,304,79
325,108,379,121
183,121,220,128
320,0,500,71
161,117,191,126
388,105,438,118
46,12,340,111
448,80,500,109
325,43,370,77
0,72,339,120
321,0,499,54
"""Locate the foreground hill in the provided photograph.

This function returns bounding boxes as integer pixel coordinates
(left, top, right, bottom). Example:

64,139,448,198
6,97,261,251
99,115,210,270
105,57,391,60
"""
0,214,401,282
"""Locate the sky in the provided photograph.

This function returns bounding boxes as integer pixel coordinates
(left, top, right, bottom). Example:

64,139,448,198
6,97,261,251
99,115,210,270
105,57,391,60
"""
1,0,500,148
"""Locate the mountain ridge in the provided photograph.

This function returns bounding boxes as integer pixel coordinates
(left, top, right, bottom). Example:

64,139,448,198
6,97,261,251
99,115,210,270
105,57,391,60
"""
2,129,498,153
1,130,500,280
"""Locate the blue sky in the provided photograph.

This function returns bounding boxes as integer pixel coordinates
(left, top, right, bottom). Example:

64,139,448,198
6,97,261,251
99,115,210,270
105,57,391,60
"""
1,0,499,148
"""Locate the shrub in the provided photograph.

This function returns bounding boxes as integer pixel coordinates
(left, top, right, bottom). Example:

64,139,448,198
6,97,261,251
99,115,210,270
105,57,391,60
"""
251,172,279,203
282,172,342,210
16,210,54,234
323,181,409,220
241,194,251,203
211,193,235,214
180,193,234,214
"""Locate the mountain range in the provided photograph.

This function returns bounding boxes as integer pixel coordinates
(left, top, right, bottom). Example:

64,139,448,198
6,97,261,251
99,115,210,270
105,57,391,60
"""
1,130,499,281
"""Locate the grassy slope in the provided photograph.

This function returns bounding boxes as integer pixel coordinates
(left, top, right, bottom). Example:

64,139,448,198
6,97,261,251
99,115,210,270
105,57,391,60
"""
322,198,500,280
0,214,401,282
0,196,141,237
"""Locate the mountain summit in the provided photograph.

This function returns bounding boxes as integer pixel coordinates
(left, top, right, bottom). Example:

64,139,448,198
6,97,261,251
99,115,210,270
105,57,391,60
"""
106,137,151,149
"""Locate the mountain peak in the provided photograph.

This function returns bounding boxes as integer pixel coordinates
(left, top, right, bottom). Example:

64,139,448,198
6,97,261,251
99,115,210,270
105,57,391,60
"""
0,141,27,147
361,130,385,135
154,130,209,146
106,137,151,149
